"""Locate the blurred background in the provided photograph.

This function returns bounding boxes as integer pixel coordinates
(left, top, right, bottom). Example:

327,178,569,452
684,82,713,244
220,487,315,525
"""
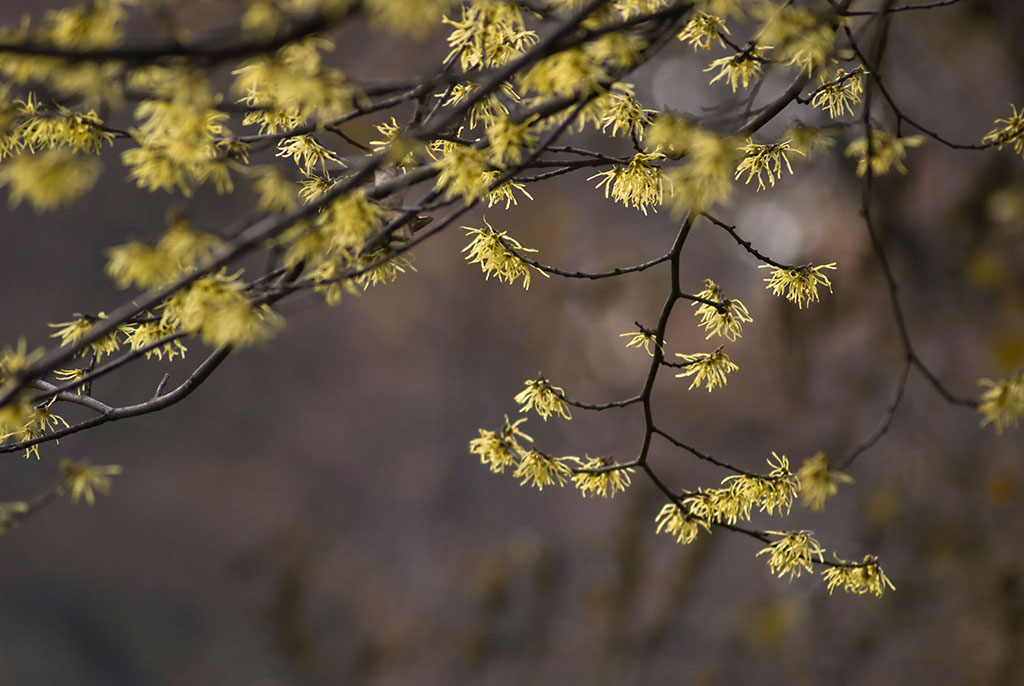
1,1,1023,684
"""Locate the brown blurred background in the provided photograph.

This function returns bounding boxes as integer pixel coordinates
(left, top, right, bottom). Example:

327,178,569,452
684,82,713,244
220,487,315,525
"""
1,1,1023,684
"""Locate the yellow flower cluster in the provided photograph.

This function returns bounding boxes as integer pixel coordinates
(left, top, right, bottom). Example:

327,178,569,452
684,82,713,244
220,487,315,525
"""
977,372,1024,433
797,451,854,511
684,452,799,524
2,94,114,159
519,46,609,99
660,127,739,211
49,313,121,361
106,217,222,291
462,220,546,289
705,45,771,92
121,320,188,361
435,143,493,203
675,348,739,391
10,403,69,459
845,130,925,177
599,83,653,139
471,417,631,495
821,555,896,597
735,138,803,191
59,458,122,505
655,502,710,545
444,0,537,71
754,3,835,75
0,149,101,211
514,449,574,490
982,103,1024,155
486,115,537,166
160,271,283,348
234,37,355,131
757,530,826,581
677,12,729,51
514,377,572,421
589,152,666,215
692,279,753,341
811,67,866,119
572,456,634,498
620,328,663,356
760,263,836,308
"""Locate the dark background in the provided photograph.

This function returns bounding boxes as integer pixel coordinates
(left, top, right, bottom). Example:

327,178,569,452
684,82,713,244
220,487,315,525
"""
1,1,1023,684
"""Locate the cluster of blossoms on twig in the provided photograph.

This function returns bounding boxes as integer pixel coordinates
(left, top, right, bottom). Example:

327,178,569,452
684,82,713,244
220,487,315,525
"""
0,0,1016,608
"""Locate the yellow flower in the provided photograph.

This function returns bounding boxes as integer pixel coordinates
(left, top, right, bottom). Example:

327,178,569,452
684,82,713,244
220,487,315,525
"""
53,367,87,392
486,115,537,166
655,502,710,545
588,152,666,215
0,149,101,211
757,530,826,581
620,328,663,356
0,338,43,379
684,487,753,526
677,12,729,51
435,144,492,203
462,220,546,289
470,416,533,475
821,555,895,597
514,377,572,421
735,138,803,191
797,451,854,511
705,45,771,92
48,313,123,359
760,263,836,308
675,348,739,391
977,372,1024,433
722,451,799,517
982,103,1024,155
599,83,653,139
845,130,924,176
122,320,187,361
572,457,634,498
811,67,866,119
513,450,574,490
59,458,122,505
692,279,752,341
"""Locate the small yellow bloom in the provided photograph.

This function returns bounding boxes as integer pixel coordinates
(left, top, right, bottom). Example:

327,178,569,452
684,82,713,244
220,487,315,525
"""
821,554,895,597
977,373,1024,433
757,530,826,581
572,457,634,498
811,67,866,119
705,45,770,92
760,263,836,308
845,130,924,176
735,138,803,191
469,416,533,475
677,12,729,51
513,450,574,490
588,152,666,215
797,451,854,511
462,220,546,289
655,502,710,545
620,329,664,356
514,377,572,421
692,279,752,341
982,103,1024,155
59,458,122,505
675,348,739,391
0,338,43,378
